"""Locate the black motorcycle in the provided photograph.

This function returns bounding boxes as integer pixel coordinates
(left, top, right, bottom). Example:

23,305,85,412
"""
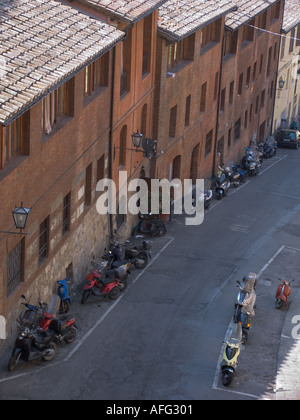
104,238,152,269
132,214,167,237
8,327,57,371
215,166,230,199
233,274,257,344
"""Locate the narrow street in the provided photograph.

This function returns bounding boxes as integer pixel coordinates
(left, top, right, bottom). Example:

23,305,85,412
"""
1,149,300,401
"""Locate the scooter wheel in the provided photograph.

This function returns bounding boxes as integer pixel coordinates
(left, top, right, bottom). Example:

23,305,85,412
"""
221,370,234,387
118,277,128,292
8,352,21,372
81,290,90,304
109,287,120,300
275,299,284,309
134,253,148,269
64,327,77,344
59,300,70,314
42,342,57,362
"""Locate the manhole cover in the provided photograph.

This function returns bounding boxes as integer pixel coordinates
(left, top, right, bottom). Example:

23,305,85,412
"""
164,271,180,277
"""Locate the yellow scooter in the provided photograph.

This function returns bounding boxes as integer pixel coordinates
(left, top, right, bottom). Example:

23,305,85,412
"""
221,323,242,386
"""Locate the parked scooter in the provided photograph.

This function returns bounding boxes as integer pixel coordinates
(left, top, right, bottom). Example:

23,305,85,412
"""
220,323,243,386
8,326,57,371
234,273,257,344
225,161,243,188
215,166,230,199
263,136,277,159
242,146,261,176
81,265,122,304
57,277,73,314
199,179,213,209
105,237,152,269
132,214,167,237
275,278,294,309
231,163,247,183
18,295,48,329
17,295,77,344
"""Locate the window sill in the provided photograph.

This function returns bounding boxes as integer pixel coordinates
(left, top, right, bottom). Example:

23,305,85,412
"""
83,86,107,108
42,116,73,144
0,154,28,182
166,59,192,77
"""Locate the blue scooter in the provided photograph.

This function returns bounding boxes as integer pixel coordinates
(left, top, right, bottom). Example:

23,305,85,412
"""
57,278,73,314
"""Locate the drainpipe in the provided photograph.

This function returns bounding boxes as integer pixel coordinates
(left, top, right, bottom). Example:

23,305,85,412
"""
108,46,116,237
213,28,227,177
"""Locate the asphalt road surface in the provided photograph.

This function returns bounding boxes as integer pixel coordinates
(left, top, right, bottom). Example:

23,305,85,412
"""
1,148,300,401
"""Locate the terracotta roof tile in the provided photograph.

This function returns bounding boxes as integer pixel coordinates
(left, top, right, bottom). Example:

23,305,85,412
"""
0,0,124,126
225,0,280,31
157,0,237,41
84,0,167,23
282,0,300,33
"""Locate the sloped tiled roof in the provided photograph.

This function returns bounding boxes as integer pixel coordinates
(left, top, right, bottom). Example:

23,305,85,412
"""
82,0,167,23
0,0,125,126
225,0,280,31
282,0,300,33
157,0,237,41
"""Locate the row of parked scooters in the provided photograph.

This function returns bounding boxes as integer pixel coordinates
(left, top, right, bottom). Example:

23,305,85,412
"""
202,137,278,207
220,273,294,387
7,236,155,371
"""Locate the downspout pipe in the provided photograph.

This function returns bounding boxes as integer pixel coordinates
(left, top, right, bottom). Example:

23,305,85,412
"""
108,46,116,237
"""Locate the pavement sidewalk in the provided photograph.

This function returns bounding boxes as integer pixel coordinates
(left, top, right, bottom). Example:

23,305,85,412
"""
275,285,300,400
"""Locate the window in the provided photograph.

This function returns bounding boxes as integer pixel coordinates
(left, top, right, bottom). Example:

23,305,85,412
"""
62,193,71,236
185,95,191,127
119,126,127,167
246,67,251,87
167,35,195,70
214,72,219,101
234,119,241,142
85,163,92,207
267,46,272,76
201,19,221,51
220,88,226,112
257,11,267,34
228,128,232,148
142,15,152,75
253,61,257,82
289,28,296,53
270,2,280,22
0,116,23,169
242,19,254,45
205,130,213,157
84,54,108,96
169,106,177,138
42,84,69,134
200,82,207,113
120,31,132,96
229,81,234,105
7,240,24,297
297,26,300,47
259,54,264,74
39,217,49,265
261,89,266,109
223,31,238,57
97,154,105,184
238,73,243,96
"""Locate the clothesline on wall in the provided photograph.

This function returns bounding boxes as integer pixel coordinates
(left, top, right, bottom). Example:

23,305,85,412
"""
246,23,300,42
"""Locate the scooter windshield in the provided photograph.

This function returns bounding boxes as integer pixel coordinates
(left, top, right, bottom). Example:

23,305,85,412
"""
227,323,242,346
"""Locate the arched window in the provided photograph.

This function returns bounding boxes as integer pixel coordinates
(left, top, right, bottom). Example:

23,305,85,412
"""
119,125,127,167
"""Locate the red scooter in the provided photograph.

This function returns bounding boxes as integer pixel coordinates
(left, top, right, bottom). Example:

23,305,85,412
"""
275,279,294,309
81,270,120,304
39,311,77,344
